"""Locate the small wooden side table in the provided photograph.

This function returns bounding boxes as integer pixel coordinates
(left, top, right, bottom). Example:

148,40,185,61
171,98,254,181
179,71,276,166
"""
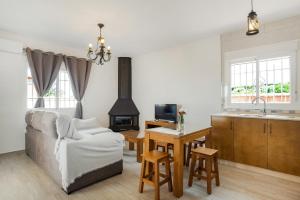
121,130,144,163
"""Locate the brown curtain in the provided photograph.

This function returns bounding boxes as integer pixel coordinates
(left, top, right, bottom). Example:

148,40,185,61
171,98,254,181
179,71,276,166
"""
64,56,92,119
26,48,63,108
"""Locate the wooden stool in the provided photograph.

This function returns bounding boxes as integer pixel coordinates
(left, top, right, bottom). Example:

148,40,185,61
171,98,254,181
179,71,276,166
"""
186,137,206,166
121,130,144,163
188,147,220,194
139,150,173,200
155,142,174,162
155,142,173,154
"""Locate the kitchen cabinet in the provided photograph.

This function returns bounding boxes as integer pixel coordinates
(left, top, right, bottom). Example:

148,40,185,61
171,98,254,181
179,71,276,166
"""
211,115,300,176
210,116,234,161
234,118,268,168
268,120,300,176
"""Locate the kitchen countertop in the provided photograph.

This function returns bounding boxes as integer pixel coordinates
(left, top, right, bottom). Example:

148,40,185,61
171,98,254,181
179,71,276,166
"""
212,112,300,121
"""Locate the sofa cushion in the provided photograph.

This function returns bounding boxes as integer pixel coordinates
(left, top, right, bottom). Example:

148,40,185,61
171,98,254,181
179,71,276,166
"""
69,118,103,139
72,118,101,130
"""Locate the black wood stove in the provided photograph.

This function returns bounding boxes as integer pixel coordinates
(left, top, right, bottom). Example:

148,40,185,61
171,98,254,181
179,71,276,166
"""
109,57,139,131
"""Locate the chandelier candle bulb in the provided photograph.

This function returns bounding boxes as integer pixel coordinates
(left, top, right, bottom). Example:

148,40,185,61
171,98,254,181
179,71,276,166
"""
88,43,93,52
100,37,105,45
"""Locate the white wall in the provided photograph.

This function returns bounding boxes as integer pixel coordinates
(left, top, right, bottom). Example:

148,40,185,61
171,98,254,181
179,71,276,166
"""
0,47,27,154
221,15,300,53
133,35,222,130
83,58,118,127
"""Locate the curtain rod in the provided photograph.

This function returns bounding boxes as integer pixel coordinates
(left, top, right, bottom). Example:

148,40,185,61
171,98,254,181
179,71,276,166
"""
23,47,91,61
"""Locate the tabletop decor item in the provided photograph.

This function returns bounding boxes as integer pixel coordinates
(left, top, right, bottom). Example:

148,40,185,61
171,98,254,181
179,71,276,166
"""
177,107,186,133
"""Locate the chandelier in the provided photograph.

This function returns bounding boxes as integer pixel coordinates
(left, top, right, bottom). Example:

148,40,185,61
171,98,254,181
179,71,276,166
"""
87,23,111,65
246,0,260,36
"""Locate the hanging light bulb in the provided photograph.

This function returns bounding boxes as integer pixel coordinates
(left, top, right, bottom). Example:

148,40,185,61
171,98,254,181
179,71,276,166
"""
246,0,260,36
99,37,105,46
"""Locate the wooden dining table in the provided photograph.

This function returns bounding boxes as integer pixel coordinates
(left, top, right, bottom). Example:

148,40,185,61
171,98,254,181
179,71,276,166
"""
144,126,212,198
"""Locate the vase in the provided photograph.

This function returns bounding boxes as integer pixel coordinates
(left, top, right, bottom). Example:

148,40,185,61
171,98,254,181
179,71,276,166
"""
177,115,184,133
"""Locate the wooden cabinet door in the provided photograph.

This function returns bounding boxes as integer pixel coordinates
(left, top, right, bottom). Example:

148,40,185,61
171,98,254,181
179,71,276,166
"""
210,116,234,161
268,120,300,176
234,118,268,168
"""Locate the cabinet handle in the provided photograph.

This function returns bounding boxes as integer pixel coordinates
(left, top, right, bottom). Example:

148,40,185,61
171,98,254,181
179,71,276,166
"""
270,124,272,135
230,121,233,130
263,123,266,133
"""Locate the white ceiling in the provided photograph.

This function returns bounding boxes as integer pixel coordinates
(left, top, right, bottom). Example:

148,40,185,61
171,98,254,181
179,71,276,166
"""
0,0,300,56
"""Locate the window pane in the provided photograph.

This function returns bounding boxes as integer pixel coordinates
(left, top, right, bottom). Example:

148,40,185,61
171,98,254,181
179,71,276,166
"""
58,70,76,108
259,56,291,103
231,61,256,103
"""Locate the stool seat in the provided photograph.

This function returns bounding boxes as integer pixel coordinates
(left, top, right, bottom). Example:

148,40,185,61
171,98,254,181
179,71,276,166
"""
192,147,218,156
142,151,169,162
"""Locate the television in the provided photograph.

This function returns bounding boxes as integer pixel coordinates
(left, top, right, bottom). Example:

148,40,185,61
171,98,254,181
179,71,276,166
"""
155,104,177,123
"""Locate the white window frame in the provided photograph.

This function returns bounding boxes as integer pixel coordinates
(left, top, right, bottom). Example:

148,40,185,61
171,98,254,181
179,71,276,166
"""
223,40,299,110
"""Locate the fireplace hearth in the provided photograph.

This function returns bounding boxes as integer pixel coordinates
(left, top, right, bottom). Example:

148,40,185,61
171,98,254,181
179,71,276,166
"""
109,115,139,132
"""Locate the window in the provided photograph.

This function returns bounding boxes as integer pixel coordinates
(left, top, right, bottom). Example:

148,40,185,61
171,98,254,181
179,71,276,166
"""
259,57,291,103
231,61,256,103
27,67,76,109
230,56,292,104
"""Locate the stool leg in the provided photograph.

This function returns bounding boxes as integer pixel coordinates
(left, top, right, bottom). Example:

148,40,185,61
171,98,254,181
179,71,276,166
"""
197,158,204,180
167,144,172,156
136,141,143,163
154,162,160,200
129,142,134,151
194,142,197,149
188,153,197,187
186,143,192,167
165,159,173,192
139,159,146,193
214,155,220,186
206,158,212,194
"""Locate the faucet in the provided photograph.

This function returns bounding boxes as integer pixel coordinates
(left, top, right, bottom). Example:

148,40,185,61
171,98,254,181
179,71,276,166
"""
251,97,267,115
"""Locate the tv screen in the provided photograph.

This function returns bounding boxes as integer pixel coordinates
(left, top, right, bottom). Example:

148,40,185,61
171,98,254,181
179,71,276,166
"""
155,104,177,122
